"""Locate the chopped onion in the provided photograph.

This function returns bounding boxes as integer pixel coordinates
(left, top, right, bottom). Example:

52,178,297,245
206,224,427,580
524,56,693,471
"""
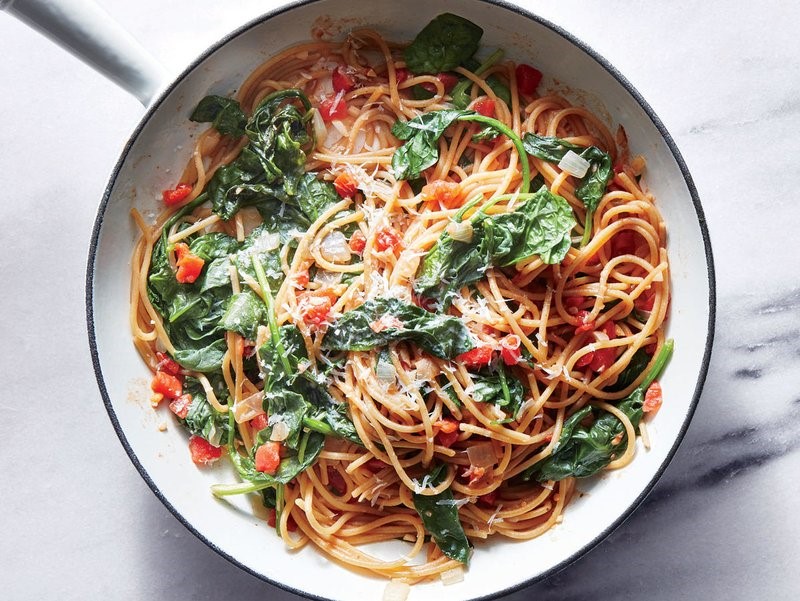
249,230,280,253
440,566,465,585
446,220,474,243
467,441,496,468
311,108,327,149
314,269,342,287
383,580,410,601
232,391,264,423
415,357,437,381
375,359,396,383
558,150,591,178
319,231,351,263
270,419,289,442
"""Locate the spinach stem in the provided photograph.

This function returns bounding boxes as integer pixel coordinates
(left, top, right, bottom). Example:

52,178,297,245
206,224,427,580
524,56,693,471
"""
302,417,335,437
475,48,504,75
251,256,293,377
211,480,273,497
458,114,530,194
160,192,208,249
639,339,674,390
275,483,285,535
580,208,595,248
497,364,511,408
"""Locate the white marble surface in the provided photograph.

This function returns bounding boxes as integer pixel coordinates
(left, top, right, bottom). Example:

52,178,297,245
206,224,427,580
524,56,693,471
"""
1,1,798,599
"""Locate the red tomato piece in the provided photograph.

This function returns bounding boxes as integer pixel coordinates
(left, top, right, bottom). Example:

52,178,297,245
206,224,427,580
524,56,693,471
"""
168,393,192,419
473,97,495,117
331,65,356,93
375,226,402,252
348,230,366,254
635,289,656,312
436,428,460,448
421,180,462,209
499,334,522,366
188,435,222,465
643,381,663,413
394,68,410,84
162,183,193,206
249,413,268,432
477,490,498,507
589,347,617,373
574,310,595,334
326,465,347,496
564,296,586,310
294,269,309,288
174,242,205,284
612,231,637,257
456,346,495,368
298,290,337,326
151,370,183,400
515,64,543,95
265,508,297,531
155,351,181,376
333,171,358,198
319,95,348,122
463,465,486,487
255,441,282,474
364,458,389,472
576,351,595,368
420,72,459,95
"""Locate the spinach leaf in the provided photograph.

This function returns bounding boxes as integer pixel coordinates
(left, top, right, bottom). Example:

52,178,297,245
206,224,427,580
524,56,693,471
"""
173,338,228,373
321,297,475,359
296,173,340,222
606,347,651,393
470,367,526,418
529,340,674,481
180,376,230,446
451,50,510,110
392,108,531,190
190,95,247,138
404,14,483,75
522,133,612,245
412,464,471,565
414,187,576,304
219,290,267,340
263,389,308,449
234,223,286,295
391,109,469,180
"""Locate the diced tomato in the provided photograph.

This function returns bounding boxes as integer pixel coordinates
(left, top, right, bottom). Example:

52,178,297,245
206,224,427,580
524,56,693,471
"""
250,413,269,432
420,72,459,95
319,95,348,122
188,435,222,465
612,231,637,257
155,351,181,376
435,417,460,434
589,347,616,373
395,68,410,84
364,458,389,472
348,230,366,254
298,290,337,326
574,310,595,334
162,183,193,206
477,490,498,507
174,242,205,284
332,65,356,93
515,64,543,95
645,342,657,355
564,296,586,311
168,394,192,419
635,288,656,312
456,346,495,368
375,226,402,252
326,465,347,496
421,180,462,209
576,351,595,368
435,418,460,448
151,370,183,400
499,334,522,366
603,320,617,339
462,465,486,487
255,441,282,474
643,381,663,414
473,97,495,117
266,508,297,531
333,171,358,198
294,268,310,289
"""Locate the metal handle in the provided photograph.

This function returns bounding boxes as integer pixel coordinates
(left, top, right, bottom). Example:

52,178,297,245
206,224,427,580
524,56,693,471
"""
1,0,167,105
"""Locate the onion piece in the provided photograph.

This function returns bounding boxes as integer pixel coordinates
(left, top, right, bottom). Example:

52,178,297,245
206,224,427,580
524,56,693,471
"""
311,108,328,149
232,391,264,423
270,419,289,442
441,566,465,585
314,269,343,287
446,220,474,243
558,150,591,178
319,231,351,263
467,441,496,468
415,357,437,381
383,580,410,601
375,359,396,383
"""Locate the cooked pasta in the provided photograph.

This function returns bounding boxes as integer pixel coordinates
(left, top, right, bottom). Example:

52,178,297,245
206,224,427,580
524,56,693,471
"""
130,14,672,584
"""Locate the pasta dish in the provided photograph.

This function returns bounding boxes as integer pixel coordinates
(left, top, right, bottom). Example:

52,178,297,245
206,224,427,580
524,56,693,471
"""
130,13,673,587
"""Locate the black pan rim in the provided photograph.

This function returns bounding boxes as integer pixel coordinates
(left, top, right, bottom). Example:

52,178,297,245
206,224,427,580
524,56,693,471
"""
85,1,716,599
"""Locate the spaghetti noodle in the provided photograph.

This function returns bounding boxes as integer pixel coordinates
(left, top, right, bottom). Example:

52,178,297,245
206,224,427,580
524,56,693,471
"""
130,14,671,585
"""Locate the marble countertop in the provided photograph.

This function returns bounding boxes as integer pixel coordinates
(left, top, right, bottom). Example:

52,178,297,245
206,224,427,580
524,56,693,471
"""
1,1,798,599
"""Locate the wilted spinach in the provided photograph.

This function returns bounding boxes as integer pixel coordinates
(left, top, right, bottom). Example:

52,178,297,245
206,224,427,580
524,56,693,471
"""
526,340,674,481
412,463,471,565
180,376,231,446
414,186,576,305
522,133,612,246
404,13,483,75
470,366,526,419
190,95,247,138
321,297,475,359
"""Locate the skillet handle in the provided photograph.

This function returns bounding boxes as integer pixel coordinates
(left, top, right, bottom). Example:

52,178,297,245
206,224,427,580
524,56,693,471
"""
1,0,166,105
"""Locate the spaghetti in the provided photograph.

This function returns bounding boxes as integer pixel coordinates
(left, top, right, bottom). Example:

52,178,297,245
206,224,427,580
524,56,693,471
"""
130,15,671,585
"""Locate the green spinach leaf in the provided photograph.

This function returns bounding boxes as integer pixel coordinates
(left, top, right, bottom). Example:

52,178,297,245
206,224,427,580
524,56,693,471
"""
180,376,230,446
412,464,471,565
190,95,247,138
321,297,475,359
404,14,483,75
